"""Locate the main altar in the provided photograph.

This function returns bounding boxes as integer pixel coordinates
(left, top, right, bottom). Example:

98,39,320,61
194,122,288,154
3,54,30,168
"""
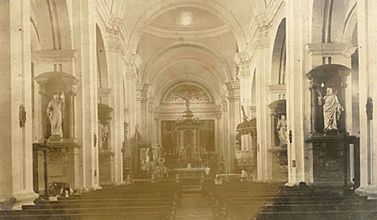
175,100,203,167
172,99,212,178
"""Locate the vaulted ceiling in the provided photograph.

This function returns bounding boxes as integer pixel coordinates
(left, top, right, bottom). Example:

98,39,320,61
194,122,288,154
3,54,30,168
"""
120,0,264,105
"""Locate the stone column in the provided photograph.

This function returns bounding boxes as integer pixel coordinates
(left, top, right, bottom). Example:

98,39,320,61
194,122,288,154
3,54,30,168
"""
124,55,141,176
236,51,254,152
106,29,126,184
355,0,377,199
72,0,99,190
124,55,141,139
285,0,311,186
137,84,149,138
0,0,38,204
226,81,241,172
253,26,273,181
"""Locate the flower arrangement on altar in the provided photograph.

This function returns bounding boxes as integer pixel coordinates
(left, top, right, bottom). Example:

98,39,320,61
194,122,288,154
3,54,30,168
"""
140,144,168,178
146,158,168,179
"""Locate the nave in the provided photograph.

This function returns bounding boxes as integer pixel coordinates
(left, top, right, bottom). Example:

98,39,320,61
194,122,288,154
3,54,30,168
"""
1,177,377,220
3,0,377,219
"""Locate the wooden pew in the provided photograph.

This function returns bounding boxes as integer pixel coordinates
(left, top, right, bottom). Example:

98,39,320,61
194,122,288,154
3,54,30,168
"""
1,182,179,220
207,182,377,220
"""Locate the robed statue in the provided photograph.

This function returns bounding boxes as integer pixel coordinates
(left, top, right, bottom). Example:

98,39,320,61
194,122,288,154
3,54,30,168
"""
276,115,287,146
318,87,344,132
47,91,65,137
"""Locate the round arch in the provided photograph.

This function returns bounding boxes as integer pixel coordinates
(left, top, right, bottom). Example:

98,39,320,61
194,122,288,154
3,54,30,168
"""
153,76,224,106
30,0,72,50
96,25,109,89
161,82,215,104
343,0,357,44
271,18,286,85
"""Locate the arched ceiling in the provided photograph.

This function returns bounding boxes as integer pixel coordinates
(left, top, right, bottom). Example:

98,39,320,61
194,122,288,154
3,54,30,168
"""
120,0,260,105
31,0,72,50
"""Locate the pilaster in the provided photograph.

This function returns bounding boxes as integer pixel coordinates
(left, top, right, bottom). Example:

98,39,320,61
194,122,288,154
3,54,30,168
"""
0,0,38,205
225,81,240,172
355,0,377,199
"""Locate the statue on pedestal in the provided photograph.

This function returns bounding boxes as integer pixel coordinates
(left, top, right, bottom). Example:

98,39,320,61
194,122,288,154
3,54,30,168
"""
318,87,344,132
276,115,287,146
47,91,65,138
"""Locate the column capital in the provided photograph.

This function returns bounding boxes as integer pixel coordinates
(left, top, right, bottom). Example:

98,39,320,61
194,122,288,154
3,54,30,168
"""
235,51,253,79
226,81,240,100
234,51,252,66
226,80,240,90
125,54,142,80
125,53,142,69
136,83,149,102
255,23,271,49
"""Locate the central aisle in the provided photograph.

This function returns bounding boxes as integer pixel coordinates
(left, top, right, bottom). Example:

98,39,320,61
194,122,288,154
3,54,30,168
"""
176,183,214,220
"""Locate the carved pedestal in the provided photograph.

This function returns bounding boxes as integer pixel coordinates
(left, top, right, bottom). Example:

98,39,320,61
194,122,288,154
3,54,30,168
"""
33,139,79,194
306,135,359,189
99,150,113,185
270,146,288,182
33,71,80,194
98,103,113,185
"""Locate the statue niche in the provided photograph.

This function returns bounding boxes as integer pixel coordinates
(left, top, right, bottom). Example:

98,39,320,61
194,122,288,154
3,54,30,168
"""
33,71,79,192
47,91,65,138
35,71,78,141
305,64,360,189
306,65,347,136
268,99,288,182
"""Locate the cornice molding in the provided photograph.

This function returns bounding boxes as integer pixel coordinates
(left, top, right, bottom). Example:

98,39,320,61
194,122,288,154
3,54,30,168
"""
144,24,230,39
268,84,286,93
305,43,357,57
32,49,78,63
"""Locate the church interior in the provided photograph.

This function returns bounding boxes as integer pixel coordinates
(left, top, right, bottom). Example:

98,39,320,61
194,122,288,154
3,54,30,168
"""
1,0,377,219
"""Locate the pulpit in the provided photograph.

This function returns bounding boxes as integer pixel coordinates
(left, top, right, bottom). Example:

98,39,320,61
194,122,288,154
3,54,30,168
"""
235,107,257,178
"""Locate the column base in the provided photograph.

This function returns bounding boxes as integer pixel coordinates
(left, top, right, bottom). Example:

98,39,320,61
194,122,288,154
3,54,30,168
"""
13,191,39,209
356,185,377,199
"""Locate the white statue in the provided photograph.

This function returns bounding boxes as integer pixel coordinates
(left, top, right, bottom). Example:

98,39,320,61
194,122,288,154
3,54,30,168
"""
276,115,287,146
320,87,344,132
47,91,65,137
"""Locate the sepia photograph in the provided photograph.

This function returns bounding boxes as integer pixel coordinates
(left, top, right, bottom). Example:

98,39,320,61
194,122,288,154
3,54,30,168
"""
0,0,376,219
